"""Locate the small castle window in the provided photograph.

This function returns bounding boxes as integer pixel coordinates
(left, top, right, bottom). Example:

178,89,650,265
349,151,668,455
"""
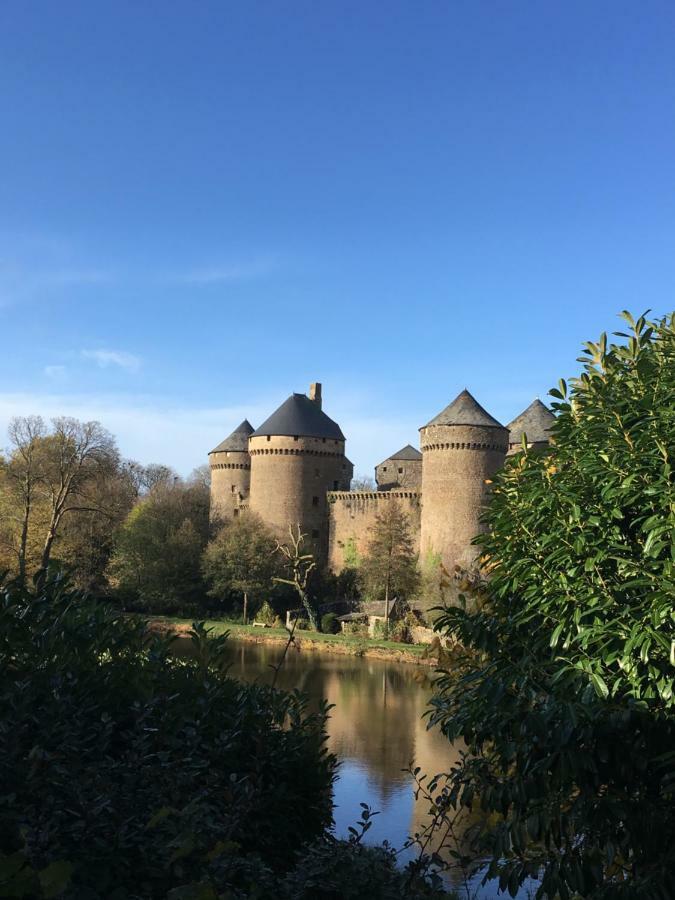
312,496,319,507
383,466,387,472
294,435,299,441
231,485,236,493
233,508,239,517
398,467,403,474
266,435,271,442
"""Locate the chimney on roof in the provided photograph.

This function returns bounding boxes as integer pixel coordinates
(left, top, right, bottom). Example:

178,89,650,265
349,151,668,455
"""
309,382,322,410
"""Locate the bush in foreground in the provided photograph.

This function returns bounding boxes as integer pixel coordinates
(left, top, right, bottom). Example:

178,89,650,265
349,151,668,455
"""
430,312,675,898
0,575,452,898
0,574,334,897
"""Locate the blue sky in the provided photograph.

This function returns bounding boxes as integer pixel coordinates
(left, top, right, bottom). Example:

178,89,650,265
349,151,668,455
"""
1,1,674,476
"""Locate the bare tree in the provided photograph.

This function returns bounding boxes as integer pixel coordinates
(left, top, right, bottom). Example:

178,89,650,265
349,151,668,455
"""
273,525,319,630
351,474,376,491
4,416,46,582
37,418,118,578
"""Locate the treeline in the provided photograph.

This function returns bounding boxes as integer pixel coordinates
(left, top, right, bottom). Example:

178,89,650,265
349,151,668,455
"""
0,418,426,627
0,415,209,596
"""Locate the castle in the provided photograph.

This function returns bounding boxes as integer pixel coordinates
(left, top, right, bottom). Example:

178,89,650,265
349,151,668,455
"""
208,382,555,609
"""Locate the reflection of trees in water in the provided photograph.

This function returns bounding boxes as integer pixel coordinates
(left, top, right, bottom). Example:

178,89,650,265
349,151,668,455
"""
225,641,431,796
182,638,484,876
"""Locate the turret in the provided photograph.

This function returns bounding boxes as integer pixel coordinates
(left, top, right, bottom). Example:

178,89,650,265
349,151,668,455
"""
208,419,254,523
419,389,508,577
248,383,351,563
506,399,556,454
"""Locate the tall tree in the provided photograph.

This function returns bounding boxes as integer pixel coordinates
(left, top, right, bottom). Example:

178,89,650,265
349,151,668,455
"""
358,500,419,626
37,418,118,578
3,416,46,583
202,513,279,623
108,478,210,611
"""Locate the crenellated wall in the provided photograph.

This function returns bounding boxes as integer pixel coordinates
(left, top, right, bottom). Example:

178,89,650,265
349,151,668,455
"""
327,490,421,572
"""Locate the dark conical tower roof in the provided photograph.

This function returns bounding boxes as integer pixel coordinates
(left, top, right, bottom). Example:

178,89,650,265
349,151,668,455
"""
421,389,504,430
507,399,556,445
209,419,254,454
252,394,345,440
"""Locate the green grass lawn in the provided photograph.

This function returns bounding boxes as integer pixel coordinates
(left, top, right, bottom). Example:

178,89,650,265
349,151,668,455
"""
149,615,430,656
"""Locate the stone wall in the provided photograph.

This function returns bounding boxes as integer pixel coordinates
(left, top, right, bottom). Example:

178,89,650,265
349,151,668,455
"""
327,490,421,572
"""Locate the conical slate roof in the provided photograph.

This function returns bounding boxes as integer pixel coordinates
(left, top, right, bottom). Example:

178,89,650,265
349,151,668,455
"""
507,399,556,445
381,444,422,463
252,393,345,440
422,389,504,430
209,419,254,454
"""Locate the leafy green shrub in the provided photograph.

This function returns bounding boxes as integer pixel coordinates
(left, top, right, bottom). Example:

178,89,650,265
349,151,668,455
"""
342,620,368,636
320,612,340,634
0,574,335,898
282,806,450,899
256,600,278,625
430,313,675,898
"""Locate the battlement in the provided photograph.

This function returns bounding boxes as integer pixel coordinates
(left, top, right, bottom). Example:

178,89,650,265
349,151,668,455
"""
327,490,421,502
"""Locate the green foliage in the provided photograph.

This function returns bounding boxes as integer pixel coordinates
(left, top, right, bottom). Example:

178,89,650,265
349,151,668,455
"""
320,612,340,634
282,805,450,899
0,574,335,898
342,620,368,636
343,536,361,569
429,312,675,898
108,480,210,612
358,500,420,604
256,599,278,625
202,513,280,616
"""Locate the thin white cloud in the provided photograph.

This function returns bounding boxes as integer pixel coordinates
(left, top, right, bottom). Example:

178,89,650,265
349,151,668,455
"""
173,258,278,285
81,349,141,373
44,365,67,380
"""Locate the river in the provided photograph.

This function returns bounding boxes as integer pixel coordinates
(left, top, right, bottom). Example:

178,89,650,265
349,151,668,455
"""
206,637,535,898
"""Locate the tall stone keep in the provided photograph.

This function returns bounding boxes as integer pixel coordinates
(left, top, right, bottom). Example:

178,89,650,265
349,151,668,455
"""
248,383,352,562
419,389,508,575
208,419,254,522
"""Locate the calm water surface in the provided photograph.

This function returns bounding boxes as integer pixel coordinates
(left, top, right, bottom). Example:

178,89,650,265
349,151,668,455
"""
200,638,534,898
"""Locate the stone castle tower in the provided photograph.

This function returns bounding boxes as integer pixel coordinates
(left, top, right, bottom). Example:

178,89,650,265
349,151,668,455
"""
419,389,508,576
505,398,556,454
248,383,353,558
208,419,254,521
208,383,553,603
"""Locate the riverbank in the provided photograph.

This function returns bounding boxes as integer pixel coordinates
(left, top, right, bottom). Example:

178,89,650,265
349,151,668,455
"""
147,616,441,666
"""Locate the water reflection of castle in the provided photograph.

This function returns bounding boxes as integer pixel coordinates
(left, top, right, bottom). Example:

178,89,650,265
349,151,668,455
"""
225,640,463,856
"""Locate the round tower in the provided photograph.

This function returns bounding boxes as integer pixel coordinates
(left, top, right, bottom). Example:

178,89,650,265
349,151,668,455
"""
419,389,508,578
506,398,556,455
208,419,254,523
248,382,351,563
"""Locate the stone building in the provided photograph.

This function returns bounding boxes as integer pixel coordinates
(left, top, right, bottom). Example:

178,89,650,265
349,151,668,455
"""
375,445,422,491
208,382,554,596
